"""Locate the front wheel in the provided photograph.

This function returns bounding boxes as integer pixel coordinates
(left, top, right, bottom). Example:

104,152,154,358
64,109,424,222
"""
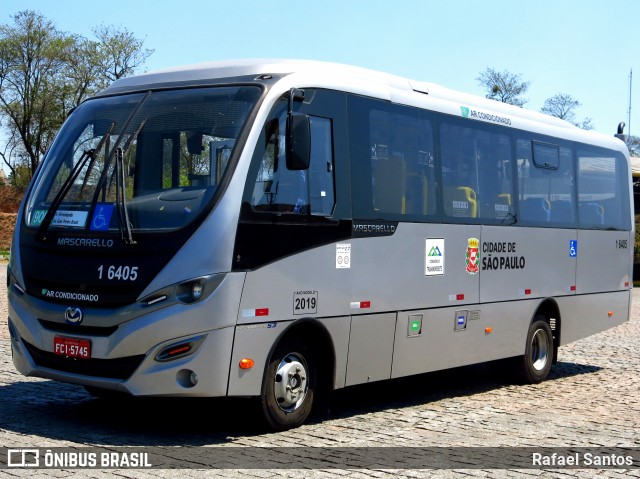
516,317,554,384
261,338,316,431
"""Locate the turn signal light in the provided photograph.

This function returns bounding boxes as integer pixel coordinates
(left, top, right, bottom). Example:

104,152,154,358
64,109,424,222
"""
167,344,191,356
485,327,493,334
155,334,206,362
239,358,255,369
608,311,614,317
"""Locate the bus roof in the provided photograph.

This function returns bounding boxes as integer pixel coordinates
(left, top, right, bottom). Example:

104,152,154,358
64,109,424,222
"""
99,59,628,153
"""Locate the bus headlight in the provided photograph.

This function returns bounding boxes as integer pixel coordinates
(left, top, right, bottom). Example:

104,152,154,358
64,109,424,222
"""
176,279,206,304
140,274,225,307
174,275,224,304
190,281,205,301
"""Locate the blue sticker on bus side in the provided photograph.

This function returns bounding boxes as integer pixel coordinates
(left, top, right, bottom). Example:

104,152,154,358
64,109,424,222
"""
90,205,115,231
569,240,578,257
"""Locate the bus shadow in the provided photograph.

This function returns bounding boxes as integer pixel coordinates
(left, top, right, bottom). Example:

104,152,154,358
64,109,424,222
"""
0,360,600,446
0,381,265,445
324,360,601,422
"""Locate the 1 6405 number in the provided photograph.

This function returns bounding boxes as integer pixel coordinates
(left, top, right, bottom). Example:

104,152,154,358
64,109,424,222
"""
98,265,138,281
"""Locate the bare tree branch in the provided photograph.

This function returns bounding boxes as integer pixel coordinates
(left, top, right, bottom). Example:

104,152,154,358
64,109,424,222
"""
476,67,530,107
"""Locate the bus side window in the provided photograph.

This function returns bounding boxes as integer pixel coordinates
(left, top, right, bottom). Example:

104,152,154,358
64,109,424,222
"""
577,147,630,230
440,124,479,219
368,109,435,218
440,122,514,223
348,96,435,221
249,112,336,216
517,138,575,226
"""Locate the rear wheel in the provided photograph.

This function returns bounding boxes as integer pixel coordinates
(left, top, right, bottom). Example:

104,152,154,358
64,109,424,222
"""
261,337,316,431
516,317,554,384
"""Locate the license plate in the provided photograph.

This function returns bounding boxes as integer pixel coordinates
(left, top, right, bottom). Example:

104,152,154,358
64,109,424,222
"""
54,336,91,359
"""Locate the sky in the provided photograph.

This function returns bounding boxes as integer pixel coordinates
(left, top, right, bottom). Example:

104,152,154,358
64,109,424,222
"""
2,0,639,172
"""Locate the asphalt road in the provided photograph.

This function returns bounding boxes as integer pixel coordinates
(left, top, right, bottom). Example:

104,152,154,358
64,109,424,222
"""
1,264,639,478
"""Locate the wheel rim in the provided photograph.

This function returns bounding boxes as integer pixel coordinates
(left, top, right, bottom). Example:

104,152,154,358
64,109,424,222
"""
530,328,549,371
273,353,309,412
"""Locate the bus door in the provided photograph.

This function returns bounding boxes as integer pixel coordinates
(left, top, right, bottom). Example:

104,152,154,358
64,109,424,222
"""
481,137,578,303
230,89,352,396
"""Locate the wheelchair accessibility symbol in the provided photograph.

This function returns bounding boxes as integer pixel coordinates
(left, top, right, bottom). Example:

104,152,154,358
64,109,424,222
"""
90,204,115,231
569,240,578,258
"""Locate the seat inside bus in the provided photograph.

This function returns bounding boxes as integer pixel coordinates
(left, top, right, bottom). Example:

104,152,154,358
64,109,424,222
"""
444,186,477,218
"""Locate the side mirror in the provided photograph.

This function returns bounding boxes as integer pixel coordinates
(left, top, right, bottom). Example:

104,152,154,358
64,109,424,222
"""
286,112,311,170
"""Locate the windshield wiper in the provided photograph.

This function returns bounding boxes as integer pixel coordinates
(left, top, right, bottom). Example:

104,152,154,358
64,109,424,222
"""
37,122,116,242
114,118,147,245
88,91,150,244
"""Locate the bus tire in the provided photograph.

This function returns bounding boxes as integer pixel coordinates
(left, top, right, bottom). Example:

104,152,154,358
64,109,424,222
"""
261,337,316,431
516,317,554,384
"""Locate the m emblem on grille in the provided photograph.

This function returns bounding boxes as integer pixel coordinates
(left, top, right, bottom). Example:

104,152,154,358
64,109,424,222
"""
64,306,83,324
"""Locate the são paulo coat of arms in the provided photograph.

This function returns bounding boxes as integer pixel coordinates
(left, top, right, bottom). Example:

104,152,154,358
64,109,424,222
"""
466,238,480,274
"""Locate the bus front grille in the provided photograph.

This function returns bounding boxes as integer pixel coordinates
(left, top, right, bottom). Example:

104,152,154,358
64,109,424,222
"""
23,340,145,380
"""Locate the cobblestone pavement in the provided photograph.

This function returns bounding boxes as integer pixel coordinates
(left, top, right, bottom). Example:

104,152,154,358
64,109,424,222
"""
1,264,639,478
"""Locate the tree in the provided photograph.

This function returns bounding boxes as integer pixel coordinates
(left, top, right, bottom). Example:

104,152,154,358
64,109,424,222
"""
0,11,72,178
627,136,640,157
541,93,593,130
6,162,32,191
0,128,29,189
476,67,530,107
0,10,154,179
93,25,153,83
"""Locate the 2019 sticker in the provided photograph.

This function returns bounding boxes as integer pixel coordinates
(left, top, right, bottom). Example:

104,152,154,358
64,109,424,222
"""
293,291,318,315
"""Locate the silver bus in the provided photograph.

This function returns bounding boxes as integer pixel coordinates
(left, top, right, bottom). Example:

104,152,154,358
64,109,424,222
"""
7,60,633,430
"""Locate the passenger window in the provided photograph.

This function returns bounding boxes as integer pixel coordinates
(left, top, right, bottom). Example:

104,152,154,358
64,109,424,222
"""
249,106,335,216
532,142,560,169
517,139,575,226
440,122,514,223
349,96,435,222
577,147,630,230
369,110,435,218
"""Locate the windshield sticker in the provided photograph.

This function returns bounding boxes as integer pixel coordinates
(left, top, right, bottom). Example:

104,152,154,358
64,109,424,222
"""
31,210,88,228
425,238,444,276
90,204,115,231
336,243,351,269
40,210,89,228
30,210,47,226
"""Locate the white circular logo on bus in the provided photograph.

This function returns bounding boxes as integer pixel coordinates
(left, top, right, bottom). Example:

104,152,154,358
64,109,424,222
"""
64,306,83,324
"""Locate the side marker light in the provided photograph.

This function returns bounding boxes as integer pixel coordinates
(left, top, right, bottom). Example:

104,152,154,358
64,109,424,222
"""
239,358,255,369
485,327,493,334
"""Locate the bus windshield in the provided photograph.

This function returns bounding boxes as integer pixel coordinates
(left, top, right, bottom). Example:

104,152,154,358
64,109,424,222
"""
26,85,261,235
